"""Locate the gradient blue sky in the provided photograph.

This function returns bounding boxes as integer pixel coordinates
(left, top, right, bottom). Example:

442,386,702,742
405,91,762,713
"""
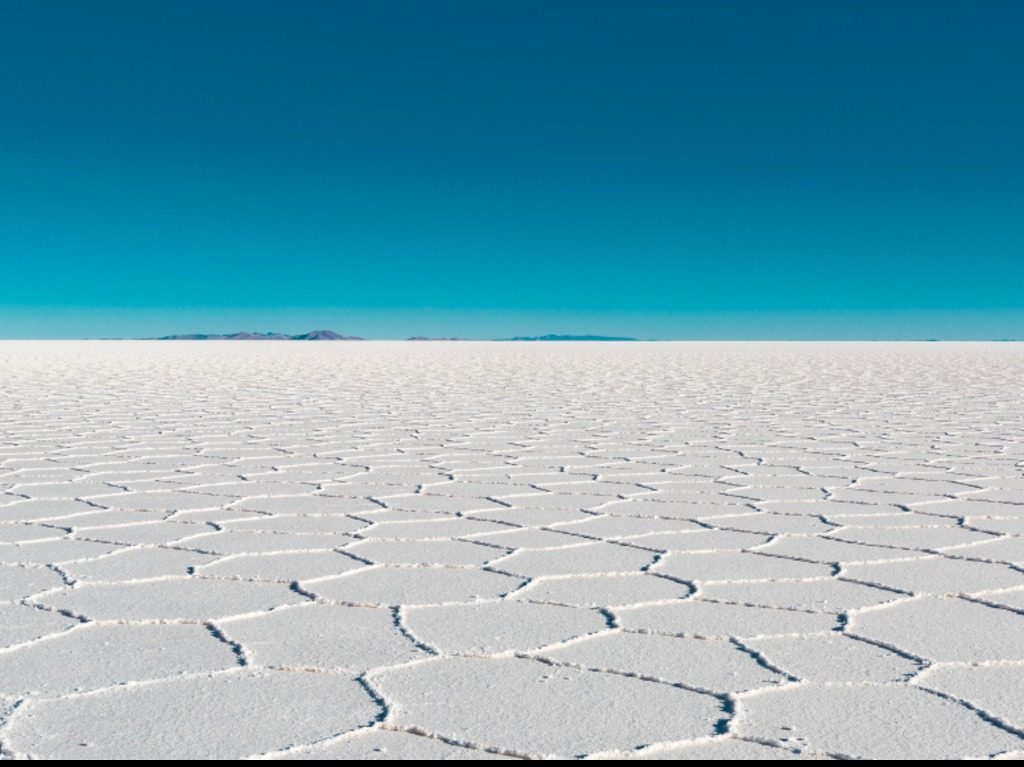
2,1,1022,339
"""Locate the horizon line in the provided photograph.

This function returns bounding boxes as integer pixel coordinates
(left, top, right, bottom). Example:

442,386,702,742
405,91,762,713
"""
1,337,1022,343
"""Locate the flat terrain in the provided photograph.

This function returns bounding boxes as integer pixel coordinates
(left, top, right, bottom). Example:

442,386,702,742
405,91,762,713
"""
1,341,1022,760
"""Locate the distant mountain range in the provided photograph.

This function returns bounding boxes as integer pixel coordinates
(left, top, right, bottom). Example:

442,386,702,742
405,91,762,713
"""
155,331,639,341
500,334,639,342
157,330,362,340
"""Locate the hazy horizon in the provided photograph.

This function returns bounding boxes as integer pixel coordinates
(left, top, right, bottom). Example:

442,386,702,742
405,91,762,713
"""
2,308,1024,341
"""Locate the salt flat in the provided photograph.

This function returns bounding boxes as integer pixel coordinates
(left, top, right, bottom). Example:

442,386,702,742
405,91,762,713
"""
0,341,1022,760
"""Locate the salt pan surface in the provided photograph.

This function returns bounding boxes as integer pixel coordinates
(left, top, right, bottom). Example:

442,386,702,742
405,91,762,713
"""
0,341,1022,759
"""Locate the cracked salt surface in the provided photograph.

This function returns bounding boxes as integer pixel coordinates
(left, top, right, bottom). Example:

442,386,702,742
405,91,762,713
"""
0,341,1023,759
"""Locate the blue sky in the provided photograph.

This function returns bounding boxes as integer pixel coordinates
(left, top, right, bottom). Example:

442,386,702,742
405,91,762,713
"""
2,1,1022,339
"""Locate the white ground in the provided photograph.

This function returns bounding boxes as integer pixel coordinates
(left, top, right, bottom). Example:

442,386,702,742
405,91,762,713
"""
0,341,1023,760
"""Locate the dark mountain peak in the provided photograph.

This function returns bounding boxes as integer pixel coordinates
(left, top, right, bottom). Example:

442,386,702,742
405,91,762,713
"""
291,330,362,340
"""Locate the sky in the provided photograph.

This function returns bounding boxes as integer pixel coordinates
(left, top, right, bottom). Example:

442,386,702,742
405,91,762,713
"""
2,0,1022,339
